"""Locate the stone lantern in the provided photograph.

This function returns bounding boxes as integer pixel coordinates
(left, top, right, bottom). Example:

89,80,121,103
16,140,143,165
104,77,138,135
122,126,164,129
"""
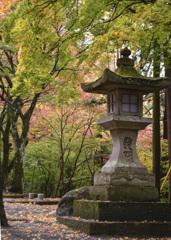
57,48,171,237
81,47,171,201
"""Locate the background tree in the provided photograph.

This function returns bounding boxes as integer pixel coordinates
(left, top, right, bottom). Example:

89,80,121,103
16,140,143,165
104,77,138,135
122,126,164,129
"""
0,106,8,226
152,43,161,196
165,54,171,202
0,0,136,193
23,93,107,197
0,39,45,193
0,145,8,226
0,0,103,192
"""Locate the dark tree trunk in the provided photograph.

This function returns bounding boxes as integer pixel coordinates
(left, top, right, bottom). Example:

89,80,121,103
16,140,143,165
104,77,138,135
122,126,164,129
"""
164,49,171,202
0,132,8,227
153,91,161,196
152,45,161,197
163,93,168,140
10,94,40,193
2,116,13,189
165,74,171,202
166,86,171,202
161,92,168,192
10,146,25,193
0,168,8,227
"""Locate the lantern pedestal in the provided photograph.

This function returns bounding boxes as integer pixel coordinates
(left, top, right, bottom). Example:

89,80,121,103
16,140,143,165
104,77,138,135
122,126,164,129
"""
93,114,158,201
97,115,152,174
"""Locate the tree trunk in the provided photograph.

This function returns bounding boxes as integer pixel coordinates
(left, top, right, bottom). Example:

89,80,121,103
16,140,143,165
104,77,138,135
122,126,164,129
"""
152,44,161,197
0,132,8,227
9,115,28,193
160,91,168,196
163,93,168,140
9,94,40,193
153,91,161,196
166,86,171,202
10,143,25,193
164,49,171,202
2,116,12,189
165,77,171,202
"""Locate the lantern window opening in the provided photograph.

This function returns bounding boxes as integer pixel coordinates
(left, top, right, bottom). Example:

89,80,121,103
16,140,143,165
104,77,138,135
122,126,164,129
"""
122,94,138,113
107,93,116,114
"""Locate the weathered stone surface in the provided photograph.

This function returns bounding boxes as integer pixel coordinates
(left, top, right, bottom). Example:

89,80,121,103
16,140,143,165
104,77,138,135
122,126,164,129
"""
38,193,43,200
29,193,34,199
73,201,171,221
81,68,170,94
88,185,158,202
117,57,134,67
57,216,171,237
56,184,158,204
97,115,152,131
56,187,89,217
94,172,155,187
97,129,148,175
57,198,171,237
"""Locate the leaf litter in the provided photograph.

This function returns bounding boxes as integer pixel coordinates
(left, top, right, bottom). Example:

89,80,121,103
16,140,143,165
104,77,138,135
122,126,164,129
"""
2,201,170,240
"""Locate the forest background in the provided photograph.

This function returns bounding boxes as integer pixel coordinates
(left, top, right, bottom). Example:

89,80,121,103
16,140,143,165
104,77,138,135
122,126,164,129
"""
0,0,170,226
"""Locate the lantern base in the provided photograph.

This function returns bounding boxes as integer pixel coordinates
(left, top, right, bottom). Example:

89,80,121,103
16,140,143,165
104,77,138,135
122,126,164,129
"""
94,172,155,187
91,172,158,202
88,185,158,202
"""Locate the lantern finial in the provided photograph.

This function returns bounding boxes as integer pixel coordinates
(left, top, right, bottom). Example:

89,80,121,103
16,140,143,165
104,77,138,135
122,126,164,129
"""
117,47,134,67
120,47,131,58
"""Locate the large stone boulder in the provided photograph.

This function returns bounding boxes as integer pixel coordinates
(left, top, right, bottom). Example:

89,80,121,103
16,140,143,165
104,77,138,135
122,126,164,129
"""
56,187,89,217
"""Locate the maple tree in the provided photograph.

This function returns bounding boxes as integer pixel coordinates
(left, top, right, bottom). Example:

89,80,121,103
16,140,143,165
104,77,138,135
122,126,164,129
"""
0,0,96,194
0,0,143,194
2,0,164,95
0,39,43,193
23,91,107,197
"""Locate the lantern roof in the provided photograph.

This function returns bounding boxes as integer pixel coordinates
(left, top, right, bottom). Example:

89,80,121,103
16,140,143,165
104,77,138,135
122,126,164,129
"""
81,48,171,94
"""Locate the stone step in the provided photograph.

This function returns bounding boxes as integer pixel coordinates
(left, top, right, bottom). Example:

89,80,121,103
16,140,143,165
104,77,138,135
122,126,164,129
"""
73,200,171,221
4,199,59,205
57,216,171,237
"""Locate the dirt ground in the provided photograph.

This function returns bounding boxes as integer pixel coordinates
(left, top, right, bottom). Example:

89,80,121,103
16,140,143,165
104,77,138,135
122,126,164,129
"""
1,200,170,240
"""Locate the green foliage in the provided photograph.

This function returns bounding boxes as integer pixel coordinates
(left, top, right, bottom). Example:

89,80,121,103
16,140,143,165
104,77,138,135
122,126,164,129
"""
1,0,170,93
137,128,169,168
24,138,62,197
1,0,92,95
160,141,169,198
24,100,108,197
137,127,170,197
137,127,153,173
161,139,169,158
160,140,169,199
160,160,169,197
24,136,99,197
2,0,169,97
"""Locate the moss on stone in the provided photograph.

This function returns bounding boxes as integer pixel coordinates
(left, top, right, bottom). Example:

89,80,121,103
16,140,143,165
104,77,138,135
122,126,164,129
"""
3,194,26,198
57,215,171,237
69,188,86,197
115,65,142,78
74,200,99,219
